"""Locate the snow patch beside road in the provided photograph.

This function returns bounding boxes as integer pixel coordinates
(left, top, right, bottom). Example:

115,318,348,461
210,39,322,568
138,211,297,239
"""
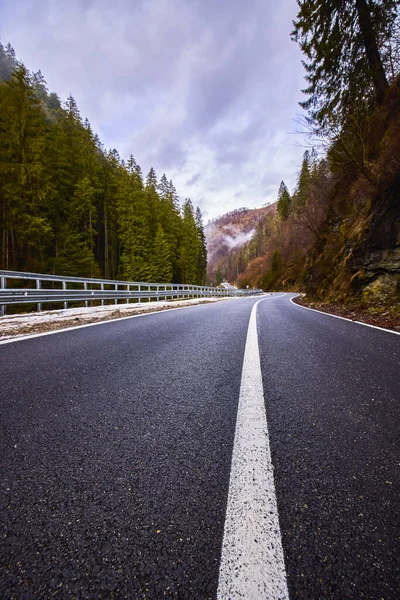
0,298,230,341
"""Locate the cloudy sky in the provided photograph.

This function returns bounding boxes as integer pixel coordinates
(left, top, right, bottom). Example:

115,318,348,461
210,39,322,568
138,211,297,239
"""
1,0,308,221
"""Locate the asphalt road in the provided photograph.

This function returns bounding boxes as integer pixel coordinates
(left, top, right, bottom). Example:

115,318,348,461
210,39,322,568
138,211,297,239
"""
1,294,399,599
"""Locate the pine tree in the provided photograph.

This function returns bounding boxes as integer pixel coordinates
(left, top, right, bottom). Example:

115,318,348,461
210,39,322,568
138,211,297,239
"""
117,164,152,281
43,94,100,274
277,181,292,219
292,0,398,132
156,173,182,281
145,167,160,240
5,43,16,60
158,173,169,199
179,199,200,284
168,179,180,212
31,70,48,102
0,41,18,81
55,176,101,277
0,64,52,270
295,151,312,207
98,149,122,279
151,225,172,282
195,207,207,284
145,167,158,193
46,92,61,111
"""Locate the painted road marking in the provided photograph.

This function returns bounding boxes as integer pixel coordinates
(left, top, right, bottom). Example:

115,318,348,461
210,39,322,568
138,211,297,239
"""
0,304,211,345
0,299,242,346
289,296,400,336
217,299,289,600
0,294,284,346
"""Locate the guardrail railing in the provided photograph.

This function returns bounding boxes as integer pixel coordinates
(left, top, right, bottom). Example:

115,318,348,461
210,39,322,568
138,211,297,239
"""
0,270,262,315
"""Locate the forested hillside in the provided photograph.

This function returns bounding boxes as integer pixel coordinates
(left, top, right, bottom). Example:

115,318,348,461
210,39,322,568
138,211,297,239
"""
222,0,400,310
205,205,276,285
0,43,207,284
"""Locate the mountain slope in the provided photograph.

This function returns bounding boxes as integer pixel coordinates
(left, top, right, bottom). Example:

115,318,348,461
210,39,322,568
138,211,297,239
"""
205,205,276,284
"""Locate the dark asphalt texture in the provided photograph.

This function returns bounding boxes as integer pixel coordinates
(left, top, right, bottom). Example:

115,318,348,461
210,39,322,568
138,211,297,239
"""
1,299,254,599
1,294,399,599
258,296,400,599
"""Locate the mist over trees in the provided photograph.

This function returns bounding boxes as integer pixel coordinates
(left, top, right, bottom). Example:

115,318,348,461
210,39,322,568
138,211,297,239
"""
0,42,207,284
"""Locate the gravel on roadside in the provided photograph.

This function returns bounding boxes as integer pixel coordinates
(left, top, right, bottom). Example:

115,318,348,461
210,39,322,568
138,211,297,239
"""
292,295,400,333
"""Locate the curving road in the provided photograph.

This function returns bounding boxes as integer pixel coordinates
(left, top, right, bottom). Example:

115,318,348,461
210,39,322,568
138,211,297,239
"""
1,293,399,599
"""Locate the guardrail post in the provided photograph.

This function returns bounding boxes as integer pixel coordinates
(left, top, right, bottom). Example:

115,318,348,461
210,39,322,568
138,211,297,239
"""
115,283,118,305
84,282,88,308
101,283,104,306
36,279,42,312
62,281,68,309
126,284,130,304
1,276,5,316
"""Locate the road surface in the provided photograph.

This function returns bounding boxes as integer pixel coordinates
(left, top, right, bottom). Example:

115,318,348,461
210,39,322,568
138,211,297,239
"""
1,293,399,599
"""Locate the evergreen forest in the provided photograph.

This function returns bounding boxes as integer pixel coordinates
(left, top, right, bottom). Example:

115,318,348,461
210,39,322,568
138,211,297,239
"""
0,43,207,285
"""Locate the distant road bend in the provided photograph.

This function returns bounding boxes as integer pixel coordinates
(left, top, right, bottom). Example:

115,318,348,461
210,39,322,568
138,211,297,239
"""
1,293,399,599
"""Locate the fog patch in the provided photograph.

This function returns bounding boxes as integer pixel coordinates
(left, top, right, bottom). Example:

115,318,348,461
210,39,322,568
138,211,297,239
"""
222,226,255,249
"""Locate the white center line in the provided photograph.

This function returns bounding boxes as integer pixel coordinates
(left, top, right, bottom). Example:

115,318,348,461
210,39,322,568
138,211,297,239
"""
217,299,289,600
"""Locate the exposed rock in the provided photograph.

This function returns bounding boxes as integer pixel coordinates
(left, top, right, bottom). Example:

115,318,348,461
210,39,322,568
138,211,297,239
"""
362,272,399,300
363,248,400,273
349,186,400,300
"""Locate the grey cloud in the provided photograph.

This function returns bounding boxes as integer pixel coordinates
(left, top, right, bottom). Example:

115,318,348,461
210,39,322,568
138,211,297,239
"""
151,140,187,170
186,172,201,186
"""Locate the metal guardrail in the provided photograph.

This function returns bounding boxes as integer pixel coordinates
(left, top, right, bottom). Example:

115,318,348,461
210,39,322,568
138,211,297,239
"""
0,270,262,315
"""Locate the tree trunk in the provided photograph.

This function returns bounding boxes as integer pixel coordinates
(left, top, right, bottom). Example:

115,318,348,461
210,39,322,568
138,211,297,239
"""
355,0,389,103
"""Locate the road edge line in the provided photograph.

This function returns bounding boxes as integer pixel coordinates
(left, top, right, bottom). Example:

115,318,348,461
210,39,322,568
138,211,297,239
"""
0,300,235,346
289,296,400,336
217,299,289,600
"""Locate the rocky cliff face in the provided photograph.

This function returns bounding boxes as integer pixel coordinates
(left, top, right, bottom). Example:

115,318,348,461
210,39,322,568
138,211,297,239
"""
350,186,400,301
302,78,400,307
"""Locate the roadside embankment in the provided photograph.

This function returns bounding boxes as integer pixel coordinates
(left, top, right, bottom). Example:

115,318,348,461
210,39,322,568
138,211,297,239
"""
293,295,400,333
0,297,231,341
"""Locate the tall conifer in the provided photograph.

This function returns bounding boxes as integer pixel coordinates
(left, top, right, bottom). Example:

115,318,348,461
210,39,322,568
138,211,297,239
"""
292,0,398,132
195,207,207,285
277,181,292,219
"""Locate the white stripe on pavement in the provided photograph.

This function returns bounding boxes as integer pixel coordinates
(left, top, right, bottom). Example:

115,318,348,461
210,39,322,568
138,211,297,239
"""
217,299,289,600
0,300,237,346
289,295,400,335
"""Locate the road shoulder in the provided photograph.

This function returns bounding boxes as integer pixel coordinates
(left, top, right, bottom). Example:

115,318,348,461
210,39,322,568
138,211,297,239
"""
291,295,400,334
0,297,231,342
